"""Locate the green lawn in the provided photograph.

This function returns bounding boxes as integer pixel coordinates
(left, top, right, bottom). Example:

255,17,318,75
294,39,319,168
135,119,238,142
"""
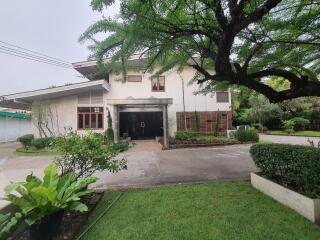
80,182,320,240
267,130,320,137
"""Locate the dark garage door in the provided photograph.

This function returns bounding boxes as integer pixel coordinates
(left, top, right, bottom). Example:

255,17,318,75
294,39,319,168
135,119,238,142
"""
120,112,163,139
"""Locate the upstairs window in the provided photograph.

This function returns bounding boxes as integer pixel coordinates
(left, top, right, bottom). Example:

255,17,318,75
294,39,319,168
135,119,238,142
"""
152,76,165,92
78,107,104,130
127,75,142,82
216,92,229,103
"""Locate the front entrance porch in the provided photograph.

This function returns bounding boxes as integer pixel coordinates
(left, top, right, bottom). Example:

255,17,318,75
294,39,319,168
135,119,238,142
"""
120,112,163,140
107,98,173,148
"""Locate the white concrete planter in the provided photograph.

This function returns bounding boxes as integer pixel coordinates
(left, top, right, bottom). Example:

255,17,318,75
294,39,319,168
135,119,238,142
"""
251,172,320,224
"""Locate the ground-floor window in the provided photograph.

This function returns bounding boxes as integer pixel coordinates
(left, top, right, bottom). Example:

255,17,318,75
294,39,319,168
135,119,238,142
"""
78,107,104,130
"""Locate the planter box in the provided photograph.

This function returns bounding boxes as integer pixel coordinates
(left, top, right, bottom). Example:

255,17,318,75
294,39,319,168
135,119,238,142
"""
251,173,320,224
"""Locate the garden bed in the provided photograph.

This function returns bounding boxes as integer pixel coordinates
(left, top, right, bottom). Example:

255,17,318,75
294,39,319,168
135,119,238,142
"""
251,173,320,224
168,139,239,149
266,130,320,137
14,192,103,240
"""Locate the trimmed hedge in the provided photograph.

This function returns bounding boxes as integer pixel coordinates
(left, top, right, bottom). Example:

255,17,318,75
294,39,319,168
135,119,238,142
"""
31,137,55,149
234,128,259,143
17,134,34,149
250,143,320,198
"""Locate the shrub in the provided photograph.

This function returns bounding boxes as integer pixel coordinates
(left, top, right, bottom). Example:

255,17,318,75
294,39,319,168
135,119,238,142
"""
111,142,129,152
291,117,310,131
54,133,127,179
105,110,114,142
17,134,34,149
122,132,129,139
250,144,320,198
31,138,46,149
251,123,268,132
175,130,196,141
282,119,295,133
0,212,23,240
234,128,259,143
3,164,97,226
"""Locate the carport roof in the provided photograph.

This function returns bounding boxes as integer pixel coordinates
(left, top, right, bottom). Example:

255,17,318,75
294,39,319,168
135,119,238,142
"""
0,80,110,109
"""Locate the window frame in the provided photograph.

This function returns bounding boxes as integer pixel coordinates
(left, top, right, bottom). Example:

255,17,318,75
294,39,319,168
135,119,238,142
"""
216,91,229,103
127,75,142,82
151,76,165,92
77,107,104,130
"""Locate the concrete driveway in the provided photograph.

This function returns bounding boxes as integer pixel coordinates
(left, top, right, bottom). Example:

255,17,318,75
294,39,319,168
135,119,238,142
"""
0,141,256,208
93,141,256,190
260,134,320,145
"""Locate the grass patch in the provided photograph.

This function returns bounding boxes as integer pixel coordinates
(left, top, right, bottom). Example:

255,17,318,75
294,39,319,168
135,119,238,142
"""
14,149,59,157
82,182,320,240
259,140,272,144
267,130,320,137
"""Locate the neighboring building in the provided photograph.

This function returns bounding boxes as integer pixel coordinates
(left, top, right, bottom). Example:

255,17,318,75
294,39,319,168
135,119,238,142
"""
0,111,32,143
0,59,232,147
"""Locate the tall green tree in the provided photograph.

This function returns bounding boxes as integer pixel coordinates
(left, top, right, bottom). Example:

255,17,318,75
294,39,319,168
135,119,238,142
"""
81,0,320,102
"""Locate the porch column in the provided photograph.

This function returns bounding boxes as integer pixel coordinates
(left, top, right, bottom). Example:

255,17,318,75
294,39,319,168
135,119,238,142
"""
113,105,120,143
163,104,169,148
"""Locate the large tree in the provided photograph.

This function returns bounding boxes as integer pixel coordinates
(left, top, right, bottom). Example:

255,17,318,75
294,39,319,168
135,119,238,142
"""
80,0,320,102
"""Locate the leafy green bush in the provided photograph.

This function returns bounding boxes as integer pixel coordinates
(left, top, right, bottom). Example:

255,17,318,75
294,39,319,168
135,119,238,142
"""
17,134,34,149
31,137,55,149
54,133,127,179
122,132,129,139
0,212,23,240
3,164,97,226
291,117,310,131
250,144,320,198
31,138,46,149
175,131,196,141
105,128,114,142
282,119,295,133
111,142,129,152
234,128,259,143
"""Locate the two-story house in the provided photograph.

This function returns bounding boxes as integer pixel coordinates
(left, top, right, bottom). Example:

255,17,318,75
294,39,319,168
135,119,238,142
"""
0,58,232,147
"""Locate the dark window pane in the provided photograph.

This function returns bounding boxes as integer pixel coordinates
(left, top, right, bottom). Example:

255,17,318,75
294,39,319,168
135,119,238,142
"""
78,107,90,113
151,78,158,91
85,114,90,128
91,114,97,129
158,76,165,90
216,92,229,103
78,114,84,129
98,114,103,129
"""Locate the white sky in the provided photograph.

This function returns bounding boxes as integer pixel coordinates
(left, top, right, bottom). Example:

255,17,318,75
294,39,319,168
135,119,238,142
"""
0,0,119,95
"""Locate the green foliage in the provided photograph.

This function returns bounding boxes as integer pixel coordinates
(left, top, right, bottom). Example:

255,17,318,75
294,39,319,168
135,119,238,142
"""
290,117,310,131
3,164,97,226
282,119,295,133
194,111,201,132
122,132,129,139
0,212,23,240
111,142,129,152
234,128,259,143
106,110,114,142
54,132,127,179
81,0,320,101
17,134,34,149
175,131,196,141
30,137,54,149
250,144,320,198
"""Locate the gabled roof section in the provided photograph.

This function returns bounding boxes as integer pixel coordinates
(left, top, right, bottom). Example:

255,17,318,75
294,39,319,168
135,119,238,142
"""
0,80,110,109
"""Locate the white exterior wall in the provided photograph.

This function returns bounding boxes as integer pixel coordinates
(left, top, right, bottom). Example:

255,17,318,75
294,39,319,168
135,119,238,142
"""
30,67,231,137
0,117,32,143
107,67,231,135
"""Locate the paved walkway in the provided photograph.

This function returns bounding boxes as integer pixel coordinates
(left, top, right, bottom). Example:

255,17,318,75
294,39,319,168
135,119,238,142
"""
260,134,320,146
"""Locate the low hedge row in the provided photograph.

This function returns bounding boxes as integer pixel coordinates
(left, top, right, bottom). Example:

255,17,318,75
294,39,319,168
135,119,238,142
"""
250,143,320,198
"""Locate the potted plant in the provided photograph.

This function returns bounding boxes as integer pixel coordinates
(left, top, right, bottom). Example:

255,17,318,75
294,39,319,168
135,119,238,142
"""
3,164,97,240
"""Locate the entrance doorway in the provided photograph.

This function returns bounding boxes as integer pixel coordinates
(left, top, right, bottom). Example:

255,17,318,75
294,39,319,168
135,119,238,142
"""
119,112,163,140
